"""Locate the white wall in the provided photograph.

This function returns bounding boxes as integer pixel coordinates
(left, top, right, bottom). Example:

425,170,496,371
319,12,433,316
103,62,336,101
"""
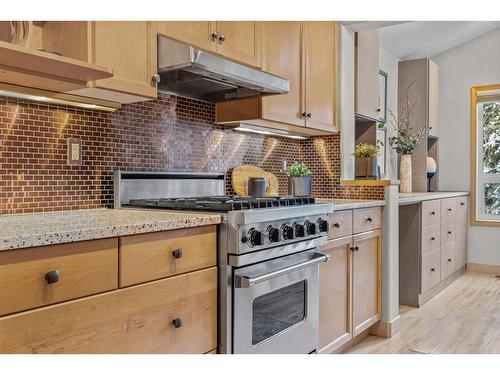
379,47,400,180
433,27,500,265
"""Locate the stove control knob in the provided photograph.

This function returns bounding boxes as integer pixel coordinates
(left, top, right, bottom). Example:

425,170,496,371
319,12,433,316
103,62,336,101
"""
294,223,305,238
282,224,295,240
249,228,264,247
267,226,282,243
305,220,317,235
317,218,329,233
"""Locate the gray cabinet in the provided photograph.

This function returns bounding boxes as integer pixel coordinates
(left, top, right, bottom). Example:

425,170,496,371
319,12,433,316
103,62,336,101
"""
399,196,468,307
355,29,379,120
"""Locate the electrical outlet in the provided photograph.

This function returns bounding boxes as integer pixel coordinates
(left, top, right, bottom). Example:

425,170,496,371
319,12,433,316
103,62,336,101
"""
282,159,288,173
67,138,82,166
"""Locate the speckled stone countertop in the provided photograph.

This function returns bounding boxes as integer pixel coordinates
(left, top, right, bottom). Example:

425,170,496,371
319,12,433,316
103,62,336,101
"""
0,209,221,251
316,199,385,211
399,192,469,205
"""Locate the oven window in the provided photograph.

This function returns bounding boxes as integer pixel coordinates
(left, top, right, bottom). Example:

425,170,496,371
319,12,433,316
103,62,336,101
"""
252,281,306,345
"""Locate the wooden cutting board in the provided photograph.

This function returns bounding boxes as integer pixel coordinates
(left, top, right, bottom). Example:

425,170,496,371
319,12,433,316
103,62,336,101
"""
231,165,279,196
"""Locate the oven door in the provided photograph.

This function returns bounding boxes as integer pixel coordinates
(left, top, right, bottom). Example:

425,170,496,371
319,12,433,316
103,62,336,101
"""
232,249,329,354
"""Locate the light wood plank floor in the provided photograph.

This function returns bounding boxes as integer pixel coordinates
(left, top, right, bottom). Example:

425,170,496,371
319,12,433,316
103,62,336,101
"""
346,272,500,354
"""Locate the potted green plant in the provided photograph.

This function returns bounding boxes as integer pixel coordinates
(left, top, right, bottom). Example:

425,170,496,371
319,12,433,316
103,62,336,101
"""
354,143,380,179
388,81,429,192
286,162,312,197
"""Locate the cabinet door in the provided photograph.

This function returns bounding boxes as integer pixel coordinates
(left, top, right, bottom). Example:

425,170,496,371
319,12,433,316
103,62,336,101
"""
319,236,352,353
92,21,156,99
428,59,439,137
303,21,338,132
352,230,381,337
455,196,468,271
261,21,304,127
441,242,456,280
154,21,216,51
355,29,380,120
215,22,261,68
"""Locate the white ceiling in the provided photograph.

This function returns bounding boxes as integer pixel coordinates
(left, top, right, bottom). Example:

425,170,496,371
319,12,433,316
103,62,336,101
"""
379,21,500,60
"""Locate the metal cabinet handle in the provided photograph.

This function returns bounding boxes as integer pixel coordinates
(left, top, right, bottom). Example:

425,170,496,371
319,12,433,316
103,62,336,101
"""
448,258,452,262
333,222,340,228
306,112,312,118
211,32,219,41
448,231,452,234
460,202,465,206
234,252,329,288
366,216,373,223
172,248,183,259
151,74,160,87
448,208,452,212
218,34,226,44
172,317,183,328
45,270,60,284
431,237,435,241
431,211,436,215
301,112,307,119
431,268,435,272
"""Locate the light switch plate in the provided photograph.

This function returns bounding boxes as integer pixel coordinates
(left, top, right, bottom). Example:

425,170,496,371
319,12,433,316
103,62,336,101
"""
67,138,82,166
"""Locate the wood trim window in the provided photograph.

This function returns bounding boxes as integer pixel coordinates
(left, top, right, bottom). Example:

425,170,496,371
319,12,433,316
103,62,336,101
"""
471,84,500,226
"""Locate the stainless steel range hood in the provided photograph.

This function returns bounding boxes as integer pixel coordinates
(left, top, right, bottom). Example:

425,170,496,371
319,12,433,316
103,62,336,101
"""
157,36,289,102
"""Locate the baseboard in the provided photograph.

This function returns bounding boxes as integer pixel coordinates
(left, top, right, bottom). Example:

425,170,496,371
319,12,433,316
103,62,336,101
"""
467,263,500,275
369,315,402,338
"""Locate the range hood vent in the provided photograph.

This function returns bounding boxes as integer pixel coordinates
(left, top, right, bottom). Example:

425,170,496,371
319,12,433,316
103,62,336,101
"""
157,36,289,102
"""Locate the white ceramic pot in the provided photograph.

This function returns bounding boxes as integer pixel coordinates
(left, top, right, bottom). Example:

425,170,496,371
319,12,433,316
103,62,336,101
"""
400,154,412,193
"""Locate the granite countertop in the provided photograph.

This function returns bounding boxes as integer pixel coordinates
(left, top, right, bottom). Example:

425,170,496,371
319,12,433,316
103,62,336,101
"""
0,208,221,251
399,191,469,205
317,198,385,211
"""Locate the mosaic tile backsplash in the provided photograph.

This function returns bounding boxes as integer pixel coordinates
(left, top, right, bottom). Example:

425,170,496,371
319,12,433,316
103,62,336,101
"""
0,93,383,214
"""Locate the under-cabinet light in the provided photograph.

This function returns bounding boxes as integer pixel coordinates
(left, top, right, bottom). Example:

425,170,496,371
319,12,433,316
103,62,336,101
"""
232,124,307,140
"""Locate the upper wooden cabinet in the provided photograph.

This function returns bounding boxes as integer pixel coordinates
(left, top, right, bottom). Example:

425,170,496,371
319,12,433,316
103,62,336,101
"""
260,21,303,127
154,21,261,68
355,29,380,120
69,21,157,103
303,21,338,131
216,21,338,135
154,21,216,52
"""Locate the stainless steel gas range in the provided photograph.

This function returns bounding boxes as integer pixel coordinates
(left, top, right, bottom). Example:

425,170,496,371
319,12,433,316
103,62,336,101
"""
115,171,333,354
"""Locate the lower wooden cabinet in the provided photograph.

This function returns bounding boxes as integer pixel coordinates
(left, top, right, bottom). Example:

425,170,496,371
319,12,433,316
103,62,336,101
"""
319,236,352,352
319,207,382,354
0,267,217,354
352,230,381,337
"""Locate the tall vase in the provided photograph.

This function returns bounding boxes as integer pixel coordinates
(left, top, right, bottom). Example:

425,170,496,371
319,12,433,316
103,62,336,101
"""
400,154,412,193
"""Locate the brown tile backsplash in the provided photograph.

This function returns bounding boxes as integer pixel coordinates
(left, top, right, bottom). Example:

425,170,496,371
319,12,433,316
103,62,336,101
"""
0,93,383,214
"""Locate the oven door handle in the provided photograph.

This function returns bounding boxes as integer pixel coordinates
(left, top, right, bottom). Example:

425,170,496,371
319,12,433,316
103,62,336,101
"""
234,252,330,288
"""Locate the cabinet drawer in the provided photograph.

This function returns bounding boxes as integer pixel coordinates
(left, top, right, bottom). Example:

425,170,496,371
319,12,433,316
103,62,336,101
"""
441,221,456,246
0,267,217,354
441,242,455,281
353,207,382,234
0,239,118,317
327,210,353,240
441,198,457,223
421,200,441,228
421,249,441,294
119,225,216,287
421,224,440,255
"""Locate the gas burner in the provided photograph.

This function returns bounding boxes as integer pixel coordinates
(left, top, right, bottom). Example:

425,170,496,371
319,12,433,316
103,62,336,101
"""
127,195,315,211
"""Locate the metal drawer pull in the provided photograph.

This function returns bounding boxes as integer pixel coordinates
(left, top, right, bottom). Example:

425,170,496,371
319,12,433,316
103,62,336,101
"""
448,231,452,234
431,237,435,241
431,268,435,272
235,252,329,288
448,258,452,262
448,208,452,212
431,211,436,215
333,222,340,228
366,216,373,223
45,270,60,284
172,317,183,328
211,32,219,41
350,246,359,252
172,248,183,259
460,202,465,206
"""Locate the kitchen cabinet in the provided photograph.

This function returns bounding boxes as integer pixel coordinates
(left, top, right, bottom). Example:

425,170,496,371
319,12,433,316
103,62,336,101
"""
355,29,380,120
319,236,352,352
260,21,303,127
303,21,338,131
216,21,339,136
69,21,157,103
319,207,382,353
154,21,261,68
399,196,468,307
352,230,381,337
0,22,112,93
154,21,216,52
0,225,217,354
398,58,440,191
